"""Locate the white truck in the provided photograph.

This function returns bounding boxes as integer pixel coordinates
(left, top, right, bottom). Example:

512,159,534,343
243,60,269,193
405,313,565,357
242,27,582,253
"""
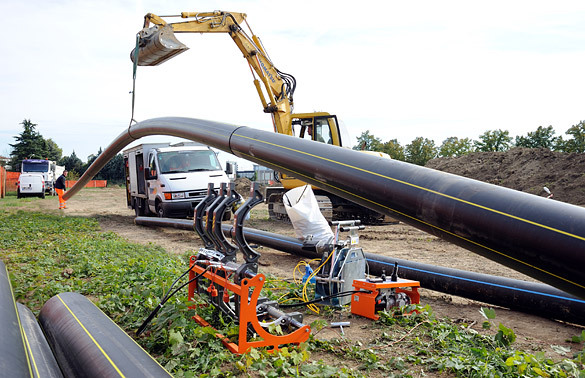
123,142,232,218
17,173,46,199
21,159,65,195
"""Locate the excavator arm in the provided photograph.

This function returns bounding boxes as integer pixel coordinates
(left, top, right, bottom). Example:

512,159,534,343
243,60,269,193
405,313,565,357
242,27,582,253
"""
134,11,299,136
131,10,381,223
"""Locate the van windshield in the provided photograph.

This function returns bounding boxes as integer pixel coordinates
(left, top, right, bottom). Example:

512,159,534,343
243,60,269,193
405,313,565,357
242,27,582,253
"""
157,150,221,174
22,160,49,173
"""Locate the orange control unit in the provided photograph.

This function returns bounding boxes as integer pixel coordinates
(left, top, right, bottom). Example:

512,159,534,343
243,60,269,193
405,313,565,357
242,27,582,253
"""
351,278,420,320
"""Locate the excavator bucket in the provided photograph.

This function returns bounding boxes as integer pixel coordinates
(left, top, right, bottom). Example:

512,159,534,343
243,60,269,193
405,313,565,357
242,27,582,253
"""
130,25,189,66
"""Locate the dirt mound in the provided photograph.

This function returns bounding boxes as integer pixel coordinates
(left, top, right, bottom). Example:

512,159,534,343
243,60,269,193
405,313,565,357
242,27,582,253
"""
234,177,253,195
426,147,585,206
233,177,270,198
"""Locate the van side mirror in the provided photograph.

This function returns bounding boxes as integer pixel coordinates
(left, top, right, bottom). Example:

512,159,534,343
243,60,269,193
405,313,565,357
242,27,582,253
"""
225,162,233,175
145,169,157,180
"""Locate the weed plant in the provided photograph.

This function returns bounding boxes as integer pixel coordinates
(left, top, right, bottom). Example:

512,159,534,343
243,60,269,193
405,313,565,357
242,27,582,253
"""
1,209,584,377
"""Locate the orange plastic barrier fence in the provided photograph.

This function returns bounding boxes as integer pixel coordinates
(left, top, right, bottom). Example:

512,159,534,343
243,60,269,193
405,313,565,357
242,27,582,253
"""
66,180,107,188
5,172,20,193
0,167,5,198
0,172,107,194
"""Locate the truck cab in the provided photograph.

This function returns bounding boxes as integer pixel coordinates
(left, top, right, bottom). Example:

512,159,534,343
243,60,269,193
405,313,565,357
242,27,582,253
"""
124,143,230,218
21,159,65,195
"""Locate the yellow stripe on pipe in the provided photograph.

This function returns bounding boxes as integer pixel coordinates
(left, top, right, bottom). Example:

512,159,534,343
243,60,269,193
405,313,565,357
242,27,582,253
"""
233,140,585,291
235,133,585,242
4,264,34,378
20,325,40,378
56,294,125,378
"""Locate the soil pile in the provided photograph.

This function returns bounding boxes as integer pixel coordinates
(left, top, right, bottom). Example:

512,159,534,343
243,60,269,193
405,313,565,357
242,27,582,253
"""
234,177,270,197
426,148,585,206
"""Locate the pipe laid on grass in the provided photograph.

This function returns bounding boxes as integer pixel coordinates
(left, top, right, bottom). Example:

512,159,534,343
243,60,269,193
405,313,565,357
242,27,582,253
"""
134,216,585,325
0,260,32,377
38,292,172,378
134,216,319,258
17,303,63,378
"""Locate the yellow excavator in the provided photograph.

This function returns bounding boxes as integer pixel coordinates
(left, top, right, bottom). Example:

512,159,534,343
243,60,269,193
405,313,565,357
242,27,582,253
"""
131,10,386,223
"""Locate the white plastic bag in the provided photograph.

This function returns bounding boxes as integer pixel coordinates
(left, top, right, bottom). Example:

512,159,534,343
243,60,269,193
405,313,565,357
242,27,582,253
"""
283,185,334,243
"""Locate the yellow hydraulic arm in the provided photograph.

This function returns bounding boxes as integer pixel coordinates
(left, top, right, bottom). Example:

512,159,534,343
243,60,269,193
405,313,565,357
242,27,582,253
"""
137,11,308,138
133,11,347,194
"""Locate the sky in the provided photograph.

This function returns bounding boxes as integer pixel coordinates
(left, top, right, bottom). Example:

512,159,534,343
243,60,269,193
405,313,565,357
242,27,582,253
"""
1,0,584,170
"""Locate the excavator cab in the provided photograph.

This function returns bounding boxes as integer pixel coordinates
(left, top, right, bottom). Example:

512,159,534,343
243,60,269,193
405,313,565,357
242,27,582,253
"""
292,114,341,146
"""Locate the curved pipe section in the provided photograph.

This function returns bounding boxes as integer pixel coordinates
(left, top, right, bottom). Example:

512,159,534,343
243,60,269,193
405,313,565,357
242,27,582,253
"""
65,117,585,299
134,217,585,325
0,260,32,377
18,303,63,378
38,292,171,378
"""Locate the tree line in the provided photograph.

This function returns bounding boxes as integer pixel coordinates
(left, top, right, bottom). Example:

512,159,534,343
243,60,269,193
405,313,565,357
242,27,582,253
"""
353,121,585,166
8,119,125,183
7,118,585,178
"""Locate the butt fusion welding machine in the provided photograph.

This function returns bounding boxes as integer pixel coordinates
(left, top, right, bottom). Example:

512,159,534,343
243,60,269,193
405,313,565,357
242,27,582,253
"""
188,182,420,353
311,220,420,320
190,182,309,354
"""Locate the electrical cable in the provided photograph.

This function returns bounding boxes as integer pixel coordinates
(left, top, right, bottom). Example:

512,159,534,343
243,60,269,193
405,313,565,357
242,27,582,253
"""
136,265,210,336
279,290,369,309
301,252,334,314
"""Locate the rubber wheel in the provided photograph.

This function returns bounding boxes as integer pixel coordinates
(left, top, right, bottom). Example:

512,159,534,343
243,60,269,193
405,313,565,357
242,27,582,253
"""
134,198,146,217
156,202,165,218
17,190,21,199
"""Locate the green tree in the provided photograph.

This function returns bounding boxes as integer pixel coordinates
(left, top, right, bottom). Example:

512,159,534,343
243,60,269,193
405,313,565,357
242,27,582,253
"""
85,148,124,183
59,151,84,174
557,121,585,153
9,119,48,171
439,137,473,157
353,130,382,151
405,137,437,166
380,139,405,160
474,129,512,152
515,125,557,149
44,138,63,162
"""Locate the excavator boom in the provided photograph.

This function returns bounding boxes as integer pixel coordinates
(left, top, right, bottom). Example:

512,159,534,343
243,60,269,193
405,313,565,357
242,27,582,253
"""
133,11,295,136
131,10,385,223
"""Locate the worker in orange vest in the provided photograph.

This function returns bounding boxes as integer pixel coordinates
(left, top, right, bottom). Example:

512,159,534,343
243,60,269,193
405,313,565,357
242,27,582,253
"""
55,170,68,209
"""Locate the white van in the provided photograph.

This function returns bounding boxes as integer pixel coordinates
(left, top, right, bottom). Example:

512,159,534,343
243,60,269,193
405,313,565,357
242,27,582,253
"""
123,142,231,218
17,173,45,199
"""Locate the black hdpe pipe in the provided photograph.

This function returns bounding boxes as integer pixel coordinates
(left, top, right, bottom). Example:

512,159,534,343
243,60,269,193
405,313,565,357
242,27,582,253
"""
134,216,319,258
17,303,64,378
38,292,172,378
0,260,32,377
134,217,585,325
65,117,585,299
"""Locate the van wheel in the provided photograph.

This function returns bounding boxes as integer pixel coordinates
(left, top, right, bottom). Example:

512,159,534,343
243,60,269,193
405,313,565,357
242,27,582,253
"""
17,190,22,199
134,198,146,217
156,202,165,218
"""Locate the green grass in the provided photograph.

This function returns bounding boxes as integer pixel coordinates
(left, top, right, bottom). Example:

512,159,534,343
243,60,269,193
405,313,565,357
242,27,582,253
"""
1,209,584,377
